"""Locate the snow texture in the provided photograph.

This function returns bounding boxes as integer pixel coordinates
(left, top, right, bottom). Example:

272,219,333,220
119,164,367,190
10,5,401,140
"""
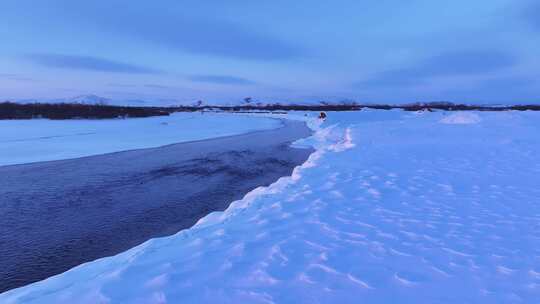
440,112,482,124
0,113,281,166
2,110,540,303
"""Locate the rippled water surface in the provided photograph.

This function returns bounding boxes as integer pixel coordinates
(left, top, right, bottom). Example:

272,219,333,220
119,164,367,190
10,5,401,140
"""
0,120,312,293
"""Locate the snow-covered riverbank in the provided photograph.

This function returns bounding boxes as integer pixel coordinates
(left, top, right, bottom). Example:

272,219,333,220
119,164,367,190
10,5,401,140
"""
0,113,281,166
2,110,540,303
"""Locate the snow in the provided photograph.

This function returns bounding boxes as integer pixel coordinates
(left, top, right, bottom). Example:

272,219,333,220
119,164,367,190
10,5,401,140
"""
0,112,281,166
13,95,165,107
66,94,112,105
440,112,482,124
2,110,540,303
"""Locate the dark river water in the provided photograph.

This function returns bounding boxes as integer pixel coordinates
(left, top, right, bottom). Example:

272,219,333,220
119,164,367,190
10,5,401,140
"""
0,119,312,293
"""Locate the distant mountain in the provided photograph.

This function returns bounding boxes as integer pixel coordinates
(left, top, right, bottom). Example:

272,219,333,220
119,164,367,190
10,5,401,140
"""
7,95,361,108
8,95,113,105
67,94,112,105
8,95,154,107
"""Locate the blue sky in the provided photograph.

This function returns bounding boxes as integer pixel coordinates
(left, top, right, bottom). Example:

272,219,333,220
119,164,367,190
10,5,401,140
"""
0,0,538,104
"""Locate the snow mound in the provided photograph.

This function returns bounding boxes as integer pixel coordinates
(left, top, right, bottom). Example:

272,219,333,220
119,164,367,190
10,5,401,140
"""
440,112,481,124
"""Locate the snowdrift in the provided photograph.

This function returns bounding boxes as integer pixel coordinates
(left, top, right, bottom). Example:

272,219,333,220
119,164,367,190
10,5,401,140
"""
439,112,482,124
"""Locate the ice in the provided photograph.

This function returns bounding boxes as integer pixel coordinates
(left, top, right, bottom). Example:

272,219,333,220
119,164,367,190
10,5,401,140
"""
0,112,281,166
2,110,540,303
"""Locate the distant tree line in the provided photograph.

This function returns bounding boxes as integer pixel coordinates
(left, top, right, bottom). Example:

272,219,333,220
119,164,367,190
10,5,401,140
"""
177,101,540,112
1,101,539,120
380,102,540,112
0,102,169,119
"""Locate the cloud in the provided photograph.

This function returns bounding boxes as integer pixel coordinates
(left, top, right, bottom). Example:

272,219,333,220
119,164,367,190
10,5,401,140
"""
523,1,540,30
143,84,172,89
14,2,306,61
417,50,516,75
0,73,35,82
355,50,517,88
26,54,160,74
88,8,305,61
107,83,138,88
188,75,256,85
151,18,304,61
107,83,172,90
443,75,540,104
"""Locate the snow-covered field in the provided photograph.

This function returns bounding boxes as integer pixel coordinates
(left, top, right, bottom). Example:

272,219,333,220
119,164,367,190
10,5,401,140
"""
0,113,281,166
2,110,540,303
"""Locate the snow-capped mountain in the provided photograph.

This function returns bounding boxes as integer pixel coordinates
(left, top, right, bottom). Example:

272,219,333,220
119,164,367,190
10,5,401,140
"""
9,95,155,106
67,94,112,105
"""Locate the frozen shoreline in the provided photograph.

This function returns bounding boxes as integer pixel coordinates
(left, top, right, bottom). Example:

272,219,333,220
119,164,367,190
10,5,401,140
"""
0,119,313,293
0,112,282,167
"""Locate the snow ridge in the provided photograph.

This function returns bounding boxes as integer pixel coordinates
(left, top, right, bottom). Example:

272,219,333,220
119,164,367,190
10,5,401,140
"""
195,116,354,229
0,114,354,304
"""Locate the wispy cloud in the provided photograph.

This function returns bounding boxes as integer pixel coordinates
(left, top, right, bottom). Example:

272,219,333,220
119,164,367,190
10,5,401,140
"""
355,50,517,88
443,75,540,103
26,54,160,74
522,1,540,30
143,84,171,89
107,83,138,88
92,10,305,61
188,75,256,85
0,73,35,82
150,18,304,61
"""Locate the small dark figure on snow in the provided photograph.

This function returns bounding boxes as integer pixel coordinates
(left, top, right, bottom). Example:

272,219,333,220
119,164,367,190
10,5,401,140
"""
318,112,327,120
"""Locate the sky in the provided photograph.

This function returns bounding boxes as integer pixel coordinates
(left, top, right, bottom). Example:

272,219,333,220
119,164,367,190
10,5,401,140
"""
0,0,539,104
